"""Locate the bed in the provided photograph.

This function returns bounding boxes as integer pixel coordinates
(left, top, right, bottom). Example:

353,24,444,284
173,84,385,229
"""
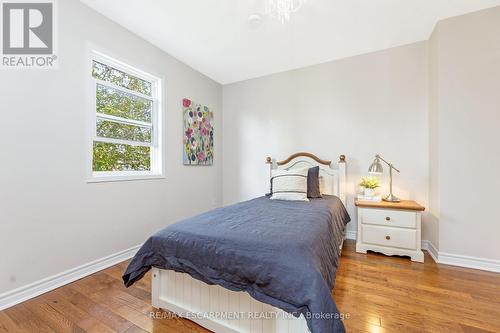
123,153,349,333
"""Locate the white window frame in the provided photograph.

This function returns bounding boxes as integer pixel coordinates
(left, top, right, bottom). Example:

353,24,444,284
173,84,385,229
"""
87,50,164,183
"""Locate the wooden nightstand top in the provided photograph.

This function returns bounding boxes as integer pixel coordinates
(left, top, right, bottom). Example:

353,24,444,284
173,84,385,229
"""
355,199,425,211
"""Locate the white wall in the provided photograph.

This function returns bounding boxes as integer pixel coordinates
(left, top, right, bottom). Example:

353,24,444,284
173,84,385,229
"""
223,42,429,237
429,6,500,260
0,0,222,295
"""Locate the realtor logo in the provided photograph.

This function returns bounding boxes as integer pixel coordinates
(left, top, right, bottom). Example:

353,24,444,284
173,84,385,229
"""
1,0,57,68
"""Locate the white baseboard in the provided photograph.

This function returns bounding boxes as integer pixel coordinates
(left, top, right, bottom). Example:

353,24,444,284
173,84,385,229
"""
437,251,500,273
0,244,141,311
349,235,498,273
421,240,499,273
345,230,357,240
420,240,439,263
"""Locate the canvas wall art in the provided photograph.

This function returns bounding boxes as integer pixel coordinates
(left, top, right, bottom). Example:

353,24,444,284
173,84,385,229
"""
183,98,214,165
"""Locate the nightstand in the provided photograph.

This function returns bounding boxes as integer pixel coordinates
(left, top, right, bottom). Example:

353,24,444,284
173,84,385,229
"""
355,200,425,262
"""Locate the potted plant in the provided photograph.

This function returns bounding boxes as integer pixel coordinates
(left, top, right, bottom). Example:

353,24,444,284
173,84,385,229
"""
359,176,380,197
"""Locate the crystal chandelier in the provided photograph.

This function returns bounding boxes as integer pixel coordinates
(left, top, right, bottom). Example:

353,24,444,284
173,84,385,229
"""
266,0,306,24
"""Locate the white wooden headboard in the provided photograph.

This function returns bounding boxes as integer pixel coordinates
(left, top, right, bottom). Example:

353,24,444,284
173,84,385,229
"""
266,152,347,205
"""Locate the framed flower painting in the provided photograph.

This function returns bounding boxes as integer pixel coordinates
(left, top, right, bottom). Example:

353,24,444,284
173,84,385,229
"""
183,98,214,165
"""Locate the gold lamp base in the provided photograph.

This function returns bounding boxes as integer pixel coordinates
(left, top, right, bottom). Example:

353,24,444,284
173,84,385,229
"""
383,194,401,203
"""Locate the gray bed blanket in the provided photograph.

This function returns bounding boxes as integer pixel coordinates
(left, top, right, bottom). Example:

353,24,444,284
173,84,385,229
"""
123,195,350,333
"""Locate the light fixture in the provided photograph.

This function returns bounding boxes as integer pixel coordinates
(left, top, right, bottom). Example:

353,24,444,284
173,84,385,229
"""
368,154,401,202
248,13,263,26
265,0,306,24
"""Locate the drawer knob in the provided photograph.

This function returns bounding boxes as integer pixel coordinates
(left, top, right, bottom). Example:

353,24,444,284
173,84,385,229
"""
385,217,391,221
385,235,391,240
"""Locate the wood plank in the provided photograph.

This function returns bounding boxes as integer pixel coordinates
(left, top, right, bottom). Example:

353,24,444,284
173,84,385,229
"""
355,199,425,211
23,297,85,333
40,290,117,333
3,303,55,333
0,310,26,333
121,325,149,333
60,286,133,332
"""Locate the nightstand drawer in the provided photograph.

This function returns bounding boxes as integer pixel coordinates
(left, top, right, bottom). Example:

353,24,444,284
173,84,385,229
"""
361,208,416,228
362,225,417,250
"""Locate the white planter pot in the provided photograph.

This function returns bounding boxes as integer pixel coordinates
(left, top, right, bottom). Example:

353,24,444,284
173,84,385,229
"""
364,188,375,197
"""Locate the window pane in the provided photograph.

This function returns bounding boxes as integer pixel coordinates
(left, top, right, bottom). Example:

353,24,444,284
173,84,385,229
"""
92,60,152,96
97,84,152,123
93,142,151,172
96,119,151,143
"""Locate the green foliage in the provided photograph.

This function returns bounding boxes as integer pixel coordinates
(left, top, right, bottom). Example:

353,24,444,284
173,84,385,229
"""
359,176,380,189
93,142,150,172
96,119,151,143
93,61,151,96
92,61,154,172
96,84,152,122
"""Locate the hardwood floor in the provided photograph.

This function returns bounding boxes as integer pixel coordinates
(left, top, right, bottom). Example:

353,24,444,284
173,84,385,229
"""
334,241,500,332
1,240,499,333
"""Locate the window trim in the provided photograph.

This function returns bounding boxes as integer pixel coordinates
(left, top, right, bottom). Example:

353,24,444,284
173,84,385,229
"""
86,49,164,183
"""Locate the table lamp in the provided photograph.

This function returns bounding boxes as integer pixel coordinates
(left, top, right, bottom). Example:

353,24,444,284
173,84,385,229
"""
368,154,401,202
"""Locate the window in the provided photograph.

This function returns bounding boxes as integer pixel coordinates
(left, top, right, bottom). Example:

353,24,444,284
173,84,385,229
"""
88,51,163,182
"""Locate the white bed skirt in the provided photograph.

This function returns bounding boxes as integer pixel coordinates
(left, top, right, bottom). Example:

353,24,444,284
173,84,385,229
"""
152,268,311,333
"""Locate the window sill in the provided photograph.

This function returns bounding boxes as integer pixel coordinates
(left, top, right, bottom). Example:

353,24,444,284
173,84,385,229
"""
87,172,165,183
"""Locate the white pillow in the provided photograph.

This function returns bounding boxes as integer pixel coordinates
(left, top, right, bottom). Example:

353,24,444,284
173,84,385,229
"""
270,168,309,201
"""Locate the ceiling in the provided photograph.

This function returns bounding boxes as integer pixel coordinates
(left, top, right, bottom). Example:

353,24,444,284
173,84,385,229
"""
80,0,500,84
